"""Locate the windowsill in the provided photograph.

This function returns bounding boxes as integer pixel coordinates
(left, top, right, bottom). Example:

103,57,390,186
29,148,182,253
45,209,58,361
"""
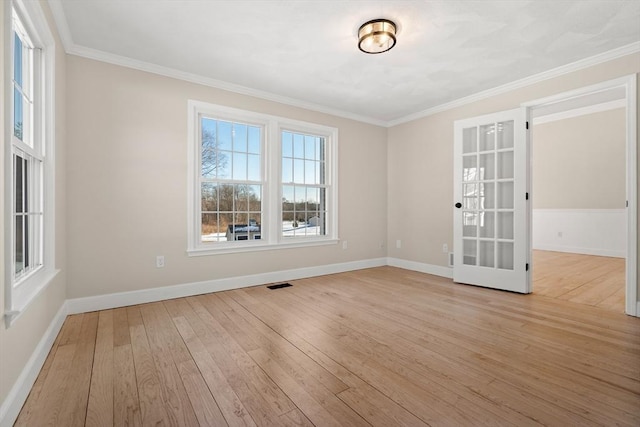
187,238,339,257
4,268,61,328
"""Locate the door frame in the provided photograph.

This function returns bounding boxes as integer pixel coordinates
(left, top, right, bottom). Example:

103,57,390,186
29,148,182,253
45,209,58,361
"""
522,75,637,317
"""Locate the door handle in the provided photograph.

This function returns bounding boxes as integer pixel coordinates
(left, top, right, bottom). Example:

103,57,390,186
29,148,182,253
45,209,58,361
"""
455,202,462,208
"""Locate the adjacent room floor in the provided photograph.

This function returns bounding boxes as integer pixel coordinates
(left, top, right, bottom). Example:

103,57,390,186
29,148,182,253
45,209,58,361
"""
533,250,626,312
16,266,639,426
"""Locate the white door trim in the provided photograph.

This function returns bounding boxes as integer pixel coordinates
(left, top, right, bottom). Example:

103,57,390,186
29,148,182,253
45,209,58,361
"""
522,75,638,317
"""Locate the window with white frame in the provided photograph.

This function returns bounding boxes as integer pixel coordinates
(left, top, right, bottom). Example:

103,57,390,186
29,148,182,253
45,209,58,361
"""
188,101,338,255
5,1,56,324
281,131,327,238
12,12,43,281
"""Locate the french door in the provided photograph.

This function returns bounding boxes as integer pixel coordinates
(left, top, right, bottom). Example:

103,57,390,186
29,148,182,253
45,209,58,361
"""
453,108,530,293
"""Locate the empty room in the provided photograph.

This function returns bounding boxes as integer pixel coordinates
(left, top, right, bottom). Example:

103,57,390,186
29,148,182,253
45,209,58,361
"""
1,1,639,426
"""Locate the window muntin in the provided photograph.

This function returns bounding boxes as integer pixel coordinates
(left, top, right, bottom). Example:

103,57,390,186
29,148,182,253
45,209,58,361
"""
282,131,326,238
199,117,263,243
188,101,338,255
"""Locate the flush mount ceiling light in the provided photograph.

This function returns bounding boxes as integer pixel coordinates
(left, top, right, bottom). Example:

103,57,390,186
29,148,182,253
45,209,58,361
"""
358,19,397,54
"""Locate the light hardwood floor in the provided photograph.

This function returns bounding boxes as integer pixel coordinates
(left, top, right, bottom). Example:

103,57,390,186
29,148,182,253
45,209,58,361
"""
533,250,626,312
16,266,640,426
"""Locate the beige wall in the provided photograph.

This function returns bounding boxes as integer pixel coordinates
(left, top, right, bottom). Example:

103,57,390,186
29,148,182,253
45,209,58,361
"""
65,55,388,299
0,0,67,409
532,108,626,209
387,53,639,279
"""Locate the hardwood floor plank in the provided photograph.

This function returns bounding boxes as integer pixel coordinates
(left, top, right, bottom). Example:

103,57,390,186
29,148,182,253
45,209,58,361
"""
57,311,99,427
533,250,625,311
306,269,640,420
127,306,171,426
213,292,350,395
86,310,114,427
247,348,352,427
15,343,77,426
57,313,85,346
144,301,227,426
14,323,64,424
18,267,640,426
113,307,132,347
181,297,306,427
139,302,200,426
113,344,143,427
164,297,261,427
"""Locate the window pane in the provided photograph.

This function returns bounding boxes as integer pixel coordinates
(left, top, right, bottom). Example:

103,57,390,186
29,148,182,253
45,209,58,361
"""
306,187,320,211
232,152,247,180
283,185,294,204
304,136,315,160
479,124,495,151
463,127,477,154
24,214,30,269
282,132,293,157
233,123,248,152
497,121,514,149
305,160,316,184
201,213,219,242
247,154,260,181
217,151,231,179
282,157,293,183
14,87,23,140
201,118,222,178
248,185,261,211
201,183,218,212
463,239,477,265
479,241,495,268
15,155,23,213
248,126,260,154
293,133,304,158
217,184,234,212
293,159,304,184
217,120,232,151
15,216,24,274
14,33,22,87
463,155,477,182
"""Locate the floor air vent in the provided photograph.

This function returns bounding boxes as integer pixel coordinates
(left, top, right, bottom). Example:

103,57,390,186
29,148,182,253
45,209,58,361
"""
267,283,292,290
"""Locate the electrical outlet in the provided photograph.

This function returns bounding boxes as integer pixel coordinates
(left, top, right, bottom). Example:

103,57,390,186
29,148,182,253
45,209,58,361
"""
396,239,402,249
342,240,348,250
557,231,563,238
442,243,448,253
156,255,165,268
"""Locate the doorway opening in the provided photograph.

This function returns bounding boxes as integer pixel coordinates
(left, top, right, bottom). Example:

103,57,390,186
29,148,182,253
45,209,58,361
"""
524,75,637,316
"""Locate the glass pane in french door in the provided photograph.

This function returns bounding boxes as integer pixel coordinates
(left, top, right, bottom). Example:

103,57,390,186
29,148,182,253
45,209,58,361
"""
461,121,515,270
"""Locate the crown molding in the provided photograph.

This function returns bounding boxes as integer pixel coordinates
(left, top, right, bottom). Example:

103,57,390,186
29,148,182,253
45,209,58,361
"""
47,0,639,129
47,0,73,49
46,1,386,127
387,41,640,127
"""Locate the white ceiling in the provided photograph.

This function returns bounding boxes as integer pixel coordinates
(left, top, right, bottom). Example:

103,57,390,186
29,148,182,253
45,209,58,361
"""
50,0,640,125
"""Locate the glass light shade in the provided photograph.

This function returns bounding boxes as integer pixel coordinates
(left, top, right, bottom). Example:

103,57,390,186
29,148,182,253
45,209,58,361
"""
358,19,396,54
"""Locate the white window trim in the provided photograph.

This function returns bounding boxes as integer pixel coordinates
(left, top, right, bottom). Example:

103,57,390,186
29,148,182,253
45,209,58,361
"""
187,100,339,256
4,0,58,327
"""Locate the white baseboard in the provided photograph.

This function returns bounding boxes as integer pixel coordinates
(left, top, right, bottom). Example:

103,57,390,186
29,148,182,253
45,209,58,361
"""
533,244,625,258
0,301,68,427
387,257,453,279
66,257,388,315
